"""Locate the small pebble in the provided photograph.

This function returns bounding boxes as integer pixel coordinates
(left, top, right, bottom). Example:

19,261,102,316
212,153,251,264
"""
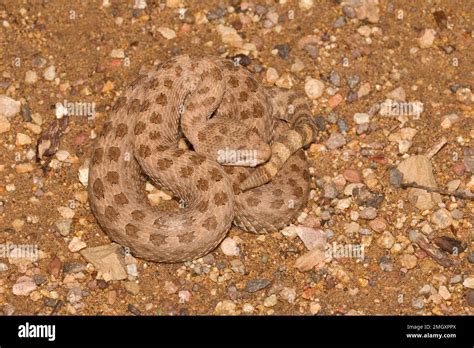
274,44,291,60
360,207,377,220
418,29,436,48
54,218,72,236
220,237,239,256
263,294,278,307
326,132,346,149
400,254,417,270
25,70,38,84
431,208,453,229
43,66,56,81
305,78,324,99
412,297,425,309
377,231,395,249
354,113,370,125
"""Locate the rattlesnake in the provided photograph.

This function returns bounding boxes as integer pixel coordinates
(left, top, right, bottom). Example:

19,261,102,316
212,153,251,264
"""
88,55,317,262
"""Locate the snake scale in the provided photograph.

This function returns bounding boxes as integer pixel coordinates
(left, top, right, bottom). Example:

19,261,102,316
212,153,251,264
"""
88,55,318,262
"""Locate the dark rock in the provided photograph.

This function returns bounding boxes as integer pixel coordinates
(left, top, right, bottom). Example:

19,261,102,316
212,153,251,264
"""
127,304,141,316
231,54,251,67
347,75,360,88
466,289,474,307
342,5,356,18
44,298,58,307
33,274,46,285
441,45,455,54
274,44,291,59
433,236,466,255
245,279,271,293
346,90,358,102
21,105,32,122
304,44,319,59
63,262,86,274
389,168,403,187
315,115,326,131
334,16,346,28
468,252,474,264
329,70,341,87
255,5,268,16
206,7,227,21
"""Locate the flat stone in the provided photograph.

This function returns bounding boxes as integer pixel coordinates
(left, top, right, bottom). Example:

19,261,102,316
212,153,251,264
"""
400,254,417,269
431,208,453,229
157,27,176,40
43,66,56,81
386,86,406,102
369,217,387,232
0,95,21,119
295,226,326,250
16,133,32,146
343,169,362,183
326,132,346,149
418,28,436,48
441,113,459,129
25,70,38,84
163,281,178,294
54,218,72,236
377,231,395,249
360,207,377,220
214,300,236,315
12,276,37,296
263,294,278,307
466,289,474,307
124,281,140,295
397,155,441,210
80,244,127,281
354,113,370,125
463,277,474,289
438,285,451,300
0,115,11,133
294,247,326,272
68,237,87,252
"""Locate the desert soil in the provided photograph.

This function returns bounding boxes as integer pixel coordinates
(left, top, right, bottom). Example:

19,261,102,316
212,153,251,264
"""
0,0,473,315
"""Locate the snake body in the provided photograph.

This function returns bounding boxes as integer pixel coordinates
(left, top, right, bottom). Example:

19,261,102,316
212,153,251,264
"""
88,55,317,262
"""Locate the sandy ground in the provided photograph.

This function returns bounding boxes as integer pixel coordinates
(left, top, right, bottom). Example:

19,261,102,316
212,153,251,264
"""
0,0,473,315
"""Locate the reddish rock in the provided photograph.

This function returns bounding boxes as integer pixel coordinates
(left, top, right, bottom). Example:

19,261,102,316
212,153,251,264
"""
328,94,344,108
370,155,388,164
48,257,62,279
301,287,317,300
342,169,362,183
369,217,387,232
453,162,465,176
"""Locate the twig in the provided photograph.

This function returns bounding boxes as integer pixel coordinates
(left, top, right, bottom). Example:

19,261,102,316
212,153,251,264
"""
409,230,454,268
50,300,63,316
425,136,447,159
401,181,474,201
